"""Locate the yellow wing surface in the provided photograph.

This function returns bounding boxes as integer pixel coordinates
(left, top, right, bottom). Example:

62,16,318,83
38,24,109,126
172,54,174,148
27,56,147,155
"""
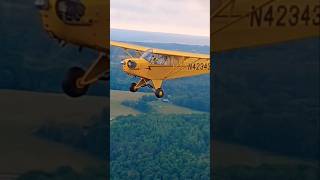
110,41,210,59
212,0,320,52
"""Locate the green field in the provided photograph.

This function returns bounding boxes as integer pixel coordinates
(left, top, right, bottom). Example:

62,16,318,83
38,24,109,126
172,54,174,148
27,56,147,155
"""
110,90,203,119
0,90,107,174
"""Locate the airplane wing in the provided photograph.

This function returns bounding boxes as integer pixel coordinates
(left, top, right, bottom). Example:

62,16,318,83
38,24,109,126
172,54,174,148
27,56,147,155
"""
110,41,149,52
110,41,210,59
212,0,320,52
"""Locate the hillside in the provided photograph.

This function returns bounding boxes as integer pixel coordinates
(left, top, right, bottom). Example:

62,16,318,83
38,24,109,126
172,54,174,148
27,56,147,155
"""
111,28,210,46
0,90,107,174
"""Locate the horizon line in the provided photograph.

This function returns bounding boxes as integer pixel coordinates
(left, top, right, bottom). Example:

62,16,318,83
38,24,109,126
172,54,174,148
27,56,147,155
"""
111,28,210,38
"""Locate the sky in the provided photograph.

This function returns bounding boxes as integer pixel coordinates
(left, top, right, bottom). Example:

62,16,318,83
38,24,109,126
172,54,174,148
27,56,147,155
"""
110,0,210,37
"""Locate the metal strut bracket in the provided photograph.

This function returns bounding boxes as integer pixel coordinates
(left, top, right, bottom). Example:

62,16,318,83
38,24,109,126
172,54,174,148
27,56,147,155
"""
135,78,149,90
78,53,109,87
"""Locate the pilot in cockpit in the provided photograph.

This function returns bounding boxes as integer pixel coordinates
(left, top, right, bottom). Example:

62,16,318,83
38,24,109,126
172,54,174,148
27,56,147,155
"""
141,50,169,65
150,55,158,64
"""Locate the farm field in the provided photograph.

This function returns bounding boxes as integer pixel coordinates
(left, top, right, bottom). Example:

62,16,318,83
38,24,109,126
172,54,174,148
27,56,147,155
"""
110,90,203,119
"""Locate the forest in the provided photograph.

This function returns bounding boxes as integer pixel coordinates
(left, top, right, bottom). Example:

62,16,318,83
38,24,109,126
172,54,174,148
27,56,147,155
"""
17,113,210,180
110,113,210,179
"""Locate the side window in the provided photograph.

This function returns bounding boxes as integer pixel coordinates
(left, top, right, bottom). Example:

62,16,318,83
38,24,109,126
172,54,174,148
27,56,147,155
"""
56,0,86,23
140,49,153,60
145,54,153,61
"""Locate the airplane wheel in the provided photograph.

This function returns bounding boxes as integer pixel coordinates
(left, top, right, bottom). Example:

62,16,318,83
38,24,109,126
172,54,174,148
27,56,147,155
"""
62,67,89,97
155,88,164,98
130,83,138,92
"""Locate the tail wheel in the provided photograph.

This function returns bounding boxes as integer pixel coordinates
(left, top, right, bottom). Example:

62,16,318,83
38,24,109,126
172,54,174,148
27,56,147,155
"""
130,83,138,92
62,67,89,97
155,88,164,98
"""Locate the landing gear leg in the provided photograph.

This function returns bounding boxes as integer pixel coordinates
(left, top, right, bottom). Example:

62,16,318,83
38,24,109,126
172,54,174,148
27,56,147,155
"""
62,53,109,97
151,80,164,98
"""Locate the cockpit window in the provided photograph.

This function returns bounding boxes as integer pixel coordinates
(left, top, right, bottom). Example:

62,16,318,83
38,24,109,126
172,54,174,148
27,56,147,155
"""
56,0,86,23
140,49,169,65
140,49,153,60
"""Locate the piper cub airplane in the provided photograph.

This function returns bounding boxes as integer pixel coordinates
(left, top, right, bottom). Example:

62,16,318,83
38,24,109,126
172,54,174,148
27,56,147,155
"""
111,41,210,98
35,0,109,97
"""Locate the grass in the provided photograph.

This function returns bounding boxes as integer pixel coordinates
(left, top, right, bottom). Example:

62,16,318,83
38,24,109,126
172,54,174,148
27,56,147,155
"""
110,90,146,119
110,90,203,119
150,101,203,114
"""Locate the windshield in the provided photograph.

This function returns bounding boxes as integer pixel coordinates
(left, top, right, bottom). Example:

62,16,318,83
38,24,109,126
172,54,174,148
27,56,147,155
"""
140,49,153,61
140,49,169,65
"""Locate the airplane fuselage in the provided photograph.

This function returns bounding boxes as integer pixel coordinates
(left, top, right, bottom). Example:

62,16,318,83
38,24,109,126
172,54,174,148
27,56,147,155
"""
36,0,108,51
121,57,210,81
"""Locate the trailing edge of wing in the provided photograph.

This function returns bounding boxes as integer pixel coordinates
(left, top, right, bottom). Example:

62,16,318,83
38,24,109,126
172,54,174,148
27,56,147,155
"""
110,41,209,59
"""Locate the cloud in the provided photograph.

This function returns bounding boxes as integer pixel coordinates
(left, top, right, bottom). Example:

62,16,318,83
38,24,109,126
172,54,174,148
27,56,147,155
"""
110,0,210,36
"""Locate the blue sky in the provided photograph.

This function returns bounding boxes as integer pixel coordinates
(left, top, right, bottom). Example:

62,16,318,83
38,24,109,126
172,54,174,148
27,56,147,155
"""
110,0,210,37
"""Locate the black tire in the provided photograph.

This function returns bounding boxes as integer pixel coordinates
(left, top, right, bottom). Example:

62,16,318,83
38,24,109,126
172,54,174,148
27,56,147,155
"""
155,88,164,98
62,67,89,97
130,83,138,92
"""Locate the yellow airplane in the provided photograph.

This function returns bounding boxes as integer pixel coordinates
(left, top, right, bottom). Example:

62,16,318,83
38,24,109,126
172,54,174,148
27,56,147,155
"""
111,41,210,98
35,0,109,97
35,0,319,97
211,0,319,52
